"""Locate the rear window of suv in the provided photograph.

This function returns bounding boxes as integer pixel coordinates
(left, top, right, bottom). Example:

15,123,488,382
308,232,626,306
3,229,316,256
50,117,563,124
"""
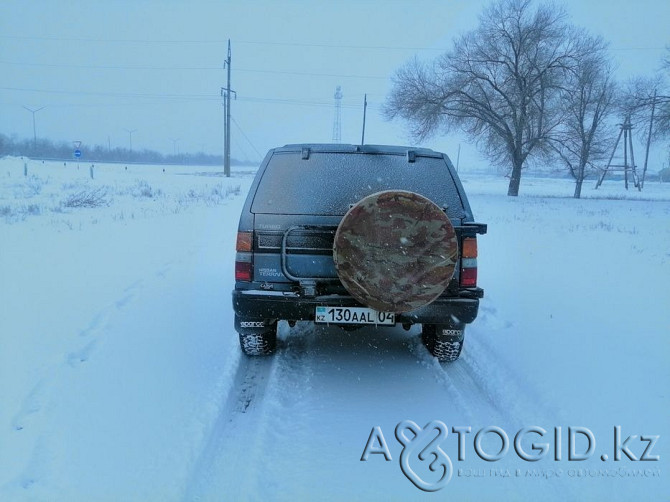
250,151,463,216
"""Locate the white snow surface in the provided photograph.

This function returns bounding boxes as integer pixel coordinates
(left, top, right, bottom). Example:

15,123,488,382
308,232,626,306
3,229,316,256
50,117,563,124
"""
1,158,668,501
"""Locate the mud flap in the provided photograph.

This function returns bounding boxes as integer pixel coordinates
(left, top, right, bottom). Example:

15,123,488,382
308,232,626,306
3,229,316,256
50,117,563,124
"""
235,315,278,356
422,323,465,363
234,315,276,335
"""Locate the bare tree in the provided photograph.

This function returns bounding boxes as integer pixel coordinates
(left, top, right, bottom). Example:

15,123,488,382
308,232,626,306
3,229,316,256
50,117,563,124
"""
624,46,670,138
621,76,663,131
653,49,670,141
385,0,585,196
550,33,617,198
617,48,670,185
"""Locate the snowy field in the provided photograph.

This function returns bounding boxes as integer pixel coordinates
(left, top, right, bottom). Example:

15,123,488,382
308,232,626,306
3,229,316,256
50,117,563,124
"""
1,156,668,501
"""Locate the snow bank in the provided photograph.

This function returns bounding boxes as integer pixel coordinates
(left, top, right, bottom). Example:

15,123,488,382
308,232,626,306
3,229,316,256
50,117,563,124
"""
1,159,668,500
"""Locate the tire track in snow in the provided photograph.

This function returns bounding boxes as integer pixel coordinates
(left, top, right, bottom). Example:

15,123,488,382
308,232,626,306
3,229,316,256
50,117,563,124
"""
408,300,562,430
407,335,480,421
183,322,317,501
183,352,276,501
409,305,580,502
467,301,564,426
251,323,318,499
184,312,569,501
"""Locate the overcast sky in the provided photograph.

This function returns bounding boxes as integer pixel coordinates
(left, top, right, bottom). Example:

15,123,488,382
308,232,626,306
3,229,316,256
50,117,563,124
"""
1,0,668,168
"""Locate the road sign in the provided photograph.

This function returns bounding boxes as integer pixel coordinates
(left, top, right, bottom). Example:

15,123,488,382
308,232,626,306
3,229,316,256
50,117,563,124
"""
74,149,82,158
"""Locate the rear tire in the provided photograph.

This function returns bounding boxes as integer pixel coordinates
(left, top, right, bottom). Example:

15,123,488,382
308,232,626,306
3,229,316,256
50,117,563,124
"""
239,330,277,356
422,324,464,362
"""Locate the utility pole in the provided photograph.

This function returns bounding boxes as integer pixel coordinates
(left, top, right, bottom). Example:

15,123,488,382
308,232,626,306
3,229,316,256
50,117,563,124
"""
456,144,461,172
124,128,137,151
222,39,234,177
23,106,45,148
332,86,342,143
641,88,657,190
361,94,367,145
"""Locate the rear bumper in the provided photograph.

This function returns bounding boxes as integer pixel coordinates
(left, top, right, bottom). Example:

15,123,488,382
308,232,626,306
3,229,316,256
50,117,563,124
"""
232,289,481,326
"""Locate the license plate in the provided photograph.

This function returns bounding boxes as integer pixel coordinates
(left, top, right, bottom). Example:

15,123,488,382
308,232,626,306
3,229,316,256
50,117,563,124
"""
315,306,395,326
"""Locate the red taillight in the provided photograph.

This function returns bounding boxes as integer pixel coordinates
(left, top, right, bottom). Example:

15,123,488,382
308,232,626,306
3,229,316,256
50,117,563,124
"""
235,231,253,281
235,260,252,282
460,237,478,287
460,266,478,287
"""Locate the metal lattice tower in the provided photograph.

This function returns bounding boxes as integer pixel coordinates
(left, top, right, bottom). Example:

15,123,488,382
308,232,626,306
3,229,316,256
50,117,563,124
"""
332,85,342,143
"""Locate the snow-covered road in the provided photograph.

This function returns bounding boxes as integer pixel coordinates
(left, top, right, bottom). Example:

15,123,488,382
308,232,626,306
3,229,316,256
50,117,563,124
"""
1,159,668,500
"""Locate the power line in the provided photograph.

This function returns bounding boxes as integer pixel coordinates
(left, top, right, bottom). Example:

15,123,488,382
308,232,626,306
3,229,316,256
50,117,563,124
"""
237,95,365,109
231,135,250,162
0,34,445,51
237,68,387,80
238,40,667,52
231,116,263,160
0,86,217,101
236,40,445,51
0,60,389,80
1,86,384,111
23,105,45,146
1,34,665,52
0,60,223,71
0,35,226,45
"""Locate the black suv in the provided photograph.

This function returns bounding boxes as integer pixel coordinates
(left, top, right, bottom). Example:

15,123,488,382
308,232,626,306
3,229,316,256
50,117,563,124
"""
232,144,486,362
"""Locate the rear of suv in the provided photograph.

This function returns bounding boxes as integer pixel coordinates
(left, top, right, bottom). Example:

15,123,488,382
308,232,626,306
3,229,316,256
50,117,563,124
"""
233,144,486,362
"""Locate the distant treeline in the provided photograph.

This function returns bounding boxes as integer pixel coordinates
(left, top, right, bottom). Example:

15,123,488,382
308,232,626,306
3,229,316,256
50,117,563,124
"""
0,133,258,166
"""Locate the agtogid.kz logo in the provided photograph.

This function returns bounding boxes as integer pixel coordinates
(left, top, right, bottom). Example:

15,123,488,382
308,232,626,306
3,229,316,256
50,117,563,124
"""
361,421,660,492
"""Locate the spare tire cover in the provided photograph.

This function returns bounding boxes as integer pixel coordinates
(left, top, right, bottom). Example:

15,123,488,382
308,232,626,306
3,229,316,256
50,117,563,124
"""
333,190,458,313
